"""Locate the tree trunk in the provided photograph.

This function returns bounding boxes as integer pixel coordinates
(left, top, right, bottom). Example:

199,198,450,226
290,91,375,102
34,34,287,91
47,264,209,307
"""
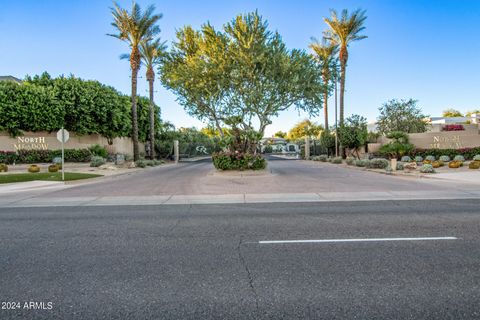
148,75,155,159
322,73,329,130
339,46,348,126
130,49,140,161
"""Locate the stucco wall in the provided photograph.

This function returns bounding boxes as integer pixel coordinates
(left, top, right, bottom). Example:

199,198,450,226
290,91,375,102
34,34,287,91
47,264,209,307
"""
0,131,143,156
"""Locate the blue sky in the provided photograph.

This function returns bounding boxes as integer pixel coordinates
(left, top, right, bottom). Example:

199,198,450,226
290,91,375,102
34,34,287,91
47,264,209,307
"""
1,0,480,136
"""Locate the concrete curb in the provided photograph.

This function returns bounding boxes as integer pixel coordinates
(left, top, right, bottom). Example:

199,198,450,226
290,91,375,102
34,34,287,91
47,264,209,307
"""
2,190,480,208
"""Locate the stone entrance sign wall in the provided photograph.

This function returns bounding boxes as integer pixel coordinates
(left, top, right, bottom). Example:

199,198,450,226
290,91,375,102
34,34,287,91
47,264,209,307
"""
0,131,143,156
408,131,480,149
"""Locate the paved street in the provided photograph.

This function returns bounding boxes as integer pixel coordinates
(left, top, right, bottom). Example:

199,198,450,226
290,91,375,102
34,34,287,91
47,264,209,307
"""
1,200,479,319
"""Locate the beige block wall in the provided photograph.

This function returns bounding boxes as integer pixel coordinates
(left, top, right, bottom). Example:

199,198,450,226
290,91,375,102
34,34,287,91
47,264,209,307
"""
0,131,143,156
408,131,480,149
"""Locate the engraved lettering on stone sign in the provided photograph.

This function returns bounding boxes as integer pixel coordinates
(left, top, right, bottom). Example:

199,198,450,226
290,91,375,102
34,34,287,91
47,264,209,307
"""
430,135,463,148
13,136,49,150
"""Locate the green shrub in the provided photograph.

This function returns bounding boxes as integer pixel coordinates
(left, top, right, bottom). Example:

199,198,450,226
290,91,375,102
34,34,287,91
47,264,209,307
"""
28,164,40,173
411,147,480,160
48,164,59,172
400,156,411,162
368,158,389,169
311,156,321,161
469,161,480,169
414,156,423,162
89,144,108,158
448,161,462,168
425,155,436,161
385,165,393,173
0,151,19,164
135,160,147,168
0,163,8,172
432,161,444,168
345,157,355,165
152,159,164,166
332,157,342,164
355,159,370,167
212,152,266,170
318,155,328,162
396,162,404,170
453,155,465,162
473,155,480,161
420,164,435,173
439,155,450,162
90,156,106,167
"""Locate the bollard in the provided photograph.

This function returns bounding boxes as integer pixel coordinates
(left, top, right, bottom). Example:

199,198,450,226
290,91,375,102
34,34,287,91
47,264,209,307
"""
174,140,179,164
391,158,397,171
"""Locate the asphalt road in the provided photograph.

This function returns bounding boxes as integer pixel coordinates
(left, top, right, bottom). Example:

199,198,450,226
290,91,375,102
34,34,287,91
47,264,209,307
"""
41,157,457,197
1,200,480,319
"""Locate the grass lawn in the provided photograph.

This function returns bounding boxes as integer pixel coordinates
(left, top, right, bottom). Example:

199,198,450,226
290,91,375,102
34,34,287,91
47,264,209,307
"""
0,172,102,184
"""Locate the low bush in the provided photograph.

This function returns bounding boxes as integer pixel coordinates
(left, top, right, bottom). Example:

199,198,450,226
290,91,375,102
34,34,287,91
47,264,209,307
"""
425,155,436,161
420,164,435,173
10,149,92,163
439,155,450,162
368,158,389,169
432,161,444,168
453,155,465,162
90,156,106,167
404,162,417,170
396,162,404,170
423,159,432,164
414,156,423,162
448,160,462,168
400,156,411,162
0,151,18,164
89,144,108,158
355,159,370,167
318,155,328,162
212,152,266,171
311,156,322,161
48,164,59,172
152,159,164,166
473,155,480,161
28,164,40,173
0,163,8,172
411,147,480,161
469,161,480,169
345,157,355,165
135,160,147,168
443,124,464,131
332,157,343,164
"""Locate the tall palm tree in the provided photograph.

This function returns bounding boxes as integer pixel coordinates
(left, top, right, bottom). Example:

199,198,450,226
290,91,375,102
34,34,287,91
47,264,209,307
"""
323,8,367,125
139,38,166,159
309,38,338,130
108,2,161,161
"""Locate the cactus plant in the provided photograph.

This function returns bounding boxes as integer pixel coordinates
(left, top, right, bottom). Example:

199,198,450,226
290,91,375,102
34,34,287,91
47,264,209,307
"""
414,156,423,162
439,155,450,162
453,155,465,162
400,156,411,162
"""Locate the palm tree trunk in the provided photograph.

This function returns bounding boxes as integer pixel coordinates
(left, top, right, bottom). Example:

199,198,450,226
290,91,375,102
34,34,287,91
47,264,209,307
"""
148,77,155,159
131,50,140,162
339,46,348,126
322,74,329,130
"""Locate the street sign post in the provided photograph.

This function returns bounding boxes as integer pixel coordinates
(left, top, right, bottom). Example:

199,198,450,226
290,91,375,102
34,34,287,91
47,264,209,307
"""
56,128,69,181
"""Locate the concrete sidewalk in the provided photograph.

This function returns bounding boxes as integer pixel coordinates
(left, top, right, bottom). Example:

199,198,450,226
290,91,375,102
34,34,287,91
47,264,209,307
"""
0,180,67,194
1,190,480,207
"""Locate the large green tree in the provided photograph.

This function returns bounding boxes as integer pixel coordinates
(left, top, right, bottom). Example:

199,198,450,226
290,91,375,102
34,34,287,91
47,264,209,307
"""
338,114,368,158
442,108,463,117
324,9,367,126
108,2,161,161
160,11,325,153
287,119,323,140
376,99,428,134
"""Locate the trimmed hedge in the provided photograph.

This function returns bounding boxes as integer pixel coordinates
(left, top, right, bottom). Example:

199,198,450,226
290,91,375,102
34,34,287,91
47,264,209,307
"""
0,149,92,164
212,152,266,170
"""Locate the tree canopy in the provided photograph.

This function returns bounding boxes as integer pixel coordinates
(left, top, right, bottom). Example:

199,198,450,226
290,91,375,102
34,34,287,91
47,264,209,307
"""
442,108,463,117
287,119,323,140
160,11,325,152
338,114,368,157
376,99,428,134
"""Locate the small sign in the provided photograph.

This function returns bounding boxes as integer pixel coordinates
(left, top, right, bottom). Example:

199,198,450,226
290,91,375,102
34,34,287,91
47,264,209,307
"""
56,129,69,143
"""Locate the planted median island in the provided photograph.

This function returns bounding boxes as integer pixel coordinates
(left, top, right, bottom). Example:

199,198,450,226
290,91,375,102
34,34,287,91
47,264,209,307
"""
160,12,325,171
